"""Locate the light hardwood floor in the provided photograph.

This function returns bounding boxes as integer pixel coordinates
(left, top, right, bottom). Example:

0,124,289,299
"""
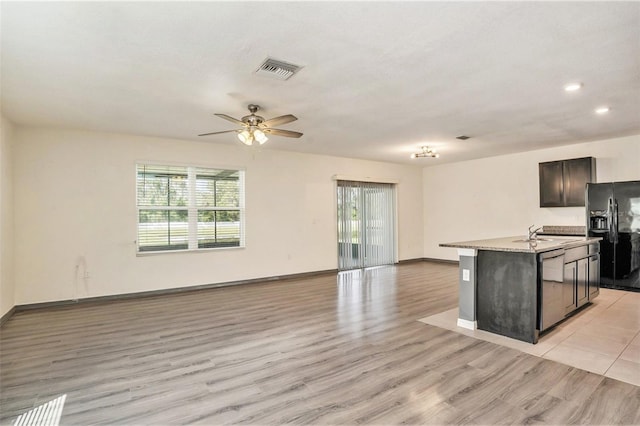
1,262,639,425
421,289,640,386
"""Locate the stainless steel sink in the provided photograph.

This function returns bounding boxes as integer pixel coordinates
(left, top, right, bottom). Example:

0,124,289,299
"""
512,238,554,243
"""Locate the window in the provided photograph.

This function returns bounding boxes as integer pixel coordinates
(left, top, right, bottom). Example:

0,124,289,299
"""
136,164,244,253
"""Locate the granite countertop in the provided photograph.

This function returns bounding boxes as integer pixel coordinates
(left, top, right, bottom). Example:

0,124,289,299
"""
537,225,586,236
440,235,601,253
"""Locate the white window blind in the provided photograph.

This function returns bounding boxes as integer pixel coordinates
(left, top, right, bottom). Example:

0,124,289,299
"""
136,164,245,253
337,180,396,270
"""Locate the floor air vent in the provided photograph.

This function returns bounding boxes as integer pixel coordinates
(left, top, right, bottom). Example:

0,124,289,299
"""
255,58,301,81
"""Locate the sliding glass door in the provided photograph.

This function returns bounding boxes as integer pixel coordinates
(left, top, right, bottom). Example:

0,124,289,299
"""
337,180,396,270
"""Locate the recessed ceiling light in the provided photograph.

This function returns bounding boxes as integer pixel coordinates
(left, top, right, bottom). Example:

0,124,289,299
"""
595,106,610,114
564,83,583,92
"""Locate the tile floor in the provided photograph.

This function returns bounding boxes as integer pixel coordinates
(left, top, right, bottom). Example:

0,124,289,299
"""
419,288,640,387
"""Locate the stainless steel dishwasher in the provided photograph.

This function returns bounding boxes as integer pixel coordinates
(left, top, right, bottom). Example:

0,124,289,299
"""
539,249,565,332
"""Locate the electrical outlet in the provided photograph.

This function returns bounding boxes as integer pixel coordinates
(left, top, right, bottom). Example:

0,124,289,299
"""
462,269,470,282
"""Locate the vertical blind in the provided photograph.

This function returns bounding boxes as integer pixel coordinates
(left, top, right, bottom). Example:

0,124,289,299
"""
136,164,245,252
337,180,396,270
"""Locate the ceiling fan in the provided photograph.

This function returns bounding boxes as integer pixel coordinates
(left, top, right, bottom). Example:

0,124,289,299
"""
198,104,303,145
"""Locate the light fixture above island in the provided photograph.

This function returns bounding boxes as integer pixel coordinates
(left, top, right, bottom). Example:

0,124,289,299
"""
411,146,439,159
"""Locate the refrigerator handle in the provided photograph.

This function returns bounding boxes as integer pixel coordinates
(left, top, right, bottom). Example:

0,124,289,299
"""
607,198,614,243
613,199,619,243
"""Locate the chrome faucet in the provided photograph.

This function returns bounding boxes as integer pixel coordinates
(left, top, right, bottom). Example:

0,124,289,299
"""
528,225,543,241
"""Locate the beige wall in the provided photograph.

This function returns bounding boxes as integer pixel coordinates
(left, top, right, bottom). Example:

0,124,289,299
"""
13,127,424,305
424,134,640,260
9,123,639,307
1,115,15,318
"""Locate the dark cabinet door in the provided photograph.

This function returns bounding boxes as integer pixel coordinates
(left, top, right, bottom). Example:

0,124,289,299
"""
563,262,577,315
564,158,593,207
540,161,564,207
541,157,595,207
589,254,600,299
576,258,589,307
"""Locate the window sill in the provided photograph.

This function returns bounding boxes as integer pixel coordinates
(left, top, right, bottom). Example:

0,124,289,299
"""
136,246,245,257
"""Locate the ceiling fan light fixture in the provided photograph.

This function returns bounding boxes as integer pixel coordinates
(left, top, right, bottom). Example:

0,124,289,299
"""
200,104,302,144
253,129,268,144
237,130,253,145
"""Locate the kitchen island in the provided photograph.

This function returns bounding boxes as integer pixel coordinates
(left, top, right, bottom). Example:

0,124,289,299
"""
440,235,601,343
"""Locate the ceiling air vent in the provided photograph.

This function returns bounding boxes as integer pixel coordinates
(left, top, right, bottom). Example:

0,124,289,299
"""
255,58,301,81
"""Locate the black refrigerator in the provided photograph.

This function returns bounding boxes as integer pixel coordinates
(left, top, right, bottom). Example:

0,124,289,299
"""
586,180,640,291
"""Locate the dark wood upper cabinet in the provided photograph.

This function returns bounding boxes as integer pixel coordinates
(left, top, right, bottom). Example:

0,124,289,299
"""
539,157,596,207
539,161,565,207
563,158,594,206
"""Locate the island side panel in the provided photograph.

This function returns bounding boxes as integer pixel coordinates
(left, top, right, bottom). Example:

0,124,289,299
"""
458,252,477,328
476,250,539,343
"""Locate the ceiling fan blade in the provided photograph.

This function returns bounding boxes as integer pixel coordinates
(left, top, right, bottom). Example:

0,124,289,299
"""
214,113,245,125
264,128,303,138
261,114,298,127
198,130,238,137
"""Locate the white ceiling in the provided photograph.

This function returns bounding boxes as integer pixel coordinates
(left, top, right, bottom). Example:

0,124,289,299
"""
1,1,639,165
